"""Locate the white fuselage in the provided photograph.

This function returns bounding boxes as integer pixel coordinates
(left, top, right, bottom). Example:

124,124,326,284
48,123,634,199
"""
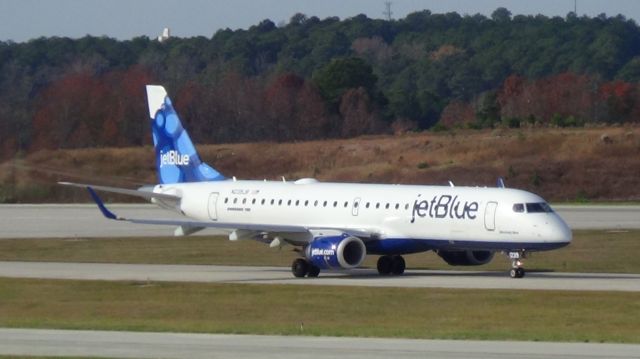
154,178,572,253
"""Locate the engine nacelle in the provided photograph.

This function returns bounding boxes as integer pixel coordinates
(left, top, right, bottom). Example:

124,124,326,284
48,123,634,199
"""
437,250,495,266
305,235,366,270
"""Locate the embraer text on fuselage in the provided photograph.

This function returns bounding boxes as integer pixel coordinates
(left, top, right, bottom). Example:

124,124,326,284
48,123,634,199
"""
411,194,479,223
160,150,190,167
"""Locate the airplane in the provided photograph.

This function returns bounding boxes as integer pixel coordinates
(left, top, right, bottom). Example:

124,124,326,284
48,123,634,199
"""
61,85,572,279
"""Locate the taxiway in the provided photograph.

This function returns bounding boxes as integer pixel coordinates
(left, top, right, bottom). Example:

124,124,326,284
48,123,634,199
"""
1,261,639,291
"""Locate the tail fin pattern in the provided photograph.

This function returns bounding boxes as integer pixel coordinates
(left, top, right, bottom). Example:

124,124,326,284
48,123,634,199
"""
146,85,225,184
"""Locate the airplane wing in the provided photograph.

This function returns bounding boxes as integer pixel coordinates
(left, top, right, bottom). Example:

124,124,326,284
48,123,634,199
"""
59,182,181,202
81,185,311,233
62,182,377,239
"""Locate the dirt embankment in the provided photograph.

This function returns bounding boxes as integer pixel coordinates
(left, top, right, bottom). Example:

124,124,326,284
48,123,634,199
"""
1,127,639,203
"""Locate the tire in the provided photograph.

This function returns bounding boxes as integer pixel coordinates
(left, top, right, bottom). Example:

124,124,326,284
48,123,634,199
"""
509,268,517,278
292,258,309,278
391,255,406,275
308,265,320,278
377,255,392,275
516,267,525,278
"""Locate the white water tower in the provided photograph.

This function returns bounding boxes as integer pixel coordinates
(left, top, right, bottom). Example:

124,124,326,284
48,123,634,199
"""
157,28,171,42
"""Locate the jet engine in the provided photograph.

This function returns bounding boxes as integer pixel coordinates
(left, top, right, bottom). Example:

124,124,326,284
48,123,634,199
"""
305,235,366,269
437,250,495,266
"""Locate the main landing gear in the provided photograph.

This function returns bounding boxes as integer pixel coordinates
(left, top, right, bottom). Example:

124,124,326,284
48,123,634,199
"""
377,255,406,275
291,258,321,278
508,251,526,278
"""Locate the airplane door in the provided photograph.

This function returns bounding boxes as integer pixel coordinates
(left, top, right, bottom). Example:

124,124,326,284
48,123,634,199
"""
352,197,361,216
208,192,219,221
484,201,497,231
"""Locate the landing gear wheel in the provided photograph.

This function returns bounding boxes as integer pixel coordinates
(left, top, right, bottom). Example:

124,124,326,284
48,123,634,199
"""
507,251,526,279
307,264,321,278
377,255,392,275
509,268,525,278
391,255,406,275
292,258,309,278
515,267,525,278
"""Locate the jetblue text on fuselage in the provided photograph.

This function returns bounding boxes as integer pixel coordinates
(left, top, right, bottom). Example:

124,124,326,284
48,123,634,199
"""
159,150,190,168
411,195,479,223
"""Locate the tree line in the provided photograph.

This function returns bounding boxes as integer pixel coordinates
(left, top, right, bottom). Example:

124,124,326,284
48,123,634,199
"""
2,8,640,157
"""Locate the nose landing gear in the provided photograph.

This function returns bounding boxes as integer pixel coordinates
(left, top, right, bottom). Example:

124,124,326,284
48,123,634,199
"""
508,251,526,278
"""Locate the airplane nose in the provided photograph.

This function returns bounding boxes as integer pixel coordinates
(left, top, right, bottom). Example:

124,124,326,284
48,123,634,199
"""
553,215,573,244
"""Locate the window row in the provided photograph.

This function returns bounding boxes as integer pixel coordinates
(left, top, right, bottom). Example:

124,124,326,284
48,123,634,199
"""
224,197,349,208
223,197,411,211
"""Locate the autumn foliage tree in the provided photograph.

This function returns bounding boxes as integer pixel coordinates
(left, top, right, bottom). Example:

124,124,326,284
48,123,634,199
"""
496,73,640,126
264,73,330,140
31,66,154,150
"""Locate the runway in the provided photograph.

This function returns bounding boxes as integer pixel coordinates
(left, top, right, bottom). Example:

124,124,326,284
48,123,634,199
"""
1,204,639,238
553,204,640,230
0,204,187,238
1,328,639,359
1,261,639,291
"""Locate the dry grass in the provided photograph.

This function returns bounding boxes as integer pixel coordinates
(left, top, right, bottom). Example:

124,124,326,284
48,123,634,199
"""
2,127,640,202
0,278,638,343
0,230,638,274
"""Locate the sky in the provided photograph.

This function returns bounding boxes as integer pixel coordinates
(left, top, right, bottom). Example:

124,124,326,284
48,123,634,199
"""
1,0,640,42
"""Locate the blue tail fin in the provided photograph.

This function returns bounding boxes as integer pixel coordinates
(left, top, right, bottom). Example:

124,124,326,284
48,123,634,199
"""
146,85,225,184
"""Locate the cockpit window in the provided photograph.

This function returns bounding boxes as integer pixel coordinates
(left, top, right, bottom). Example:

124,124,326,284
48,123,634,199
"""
513,203,525,213
526,202,553,213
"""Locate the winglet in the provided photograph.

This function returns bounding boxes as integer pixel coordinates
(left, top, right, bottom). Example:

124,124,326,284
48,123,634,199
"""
86,186,119,220
497,177,506,188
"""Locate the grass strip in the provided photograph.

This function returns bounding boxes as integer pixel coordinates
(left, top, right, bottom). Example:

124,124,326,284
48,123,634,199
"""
0,277,639,343
0,230,639,273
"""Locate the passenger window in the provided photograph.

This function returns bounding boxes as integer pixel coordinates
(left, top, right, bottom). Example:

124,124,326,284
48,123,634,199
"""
242,198,247,204
333,201,338,207
366,202,370,208
233,198,238,204
395,203,399,209
385,203,390,209
252,199,256,204
278,199,282,206
261,199,265,205
295,200,300,206
513,203,525,213
323,201,327,207
314,200,318,207
224,198,228,204
344,201,348,208
405,203,409,210
376,203,380,209
287,200,292,206
270,199,275,205
304,200,309,206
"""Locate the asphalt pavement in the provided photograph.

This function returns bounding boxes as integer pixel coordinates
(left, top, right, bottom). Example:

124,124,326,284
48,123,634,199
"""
1,328,639,359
